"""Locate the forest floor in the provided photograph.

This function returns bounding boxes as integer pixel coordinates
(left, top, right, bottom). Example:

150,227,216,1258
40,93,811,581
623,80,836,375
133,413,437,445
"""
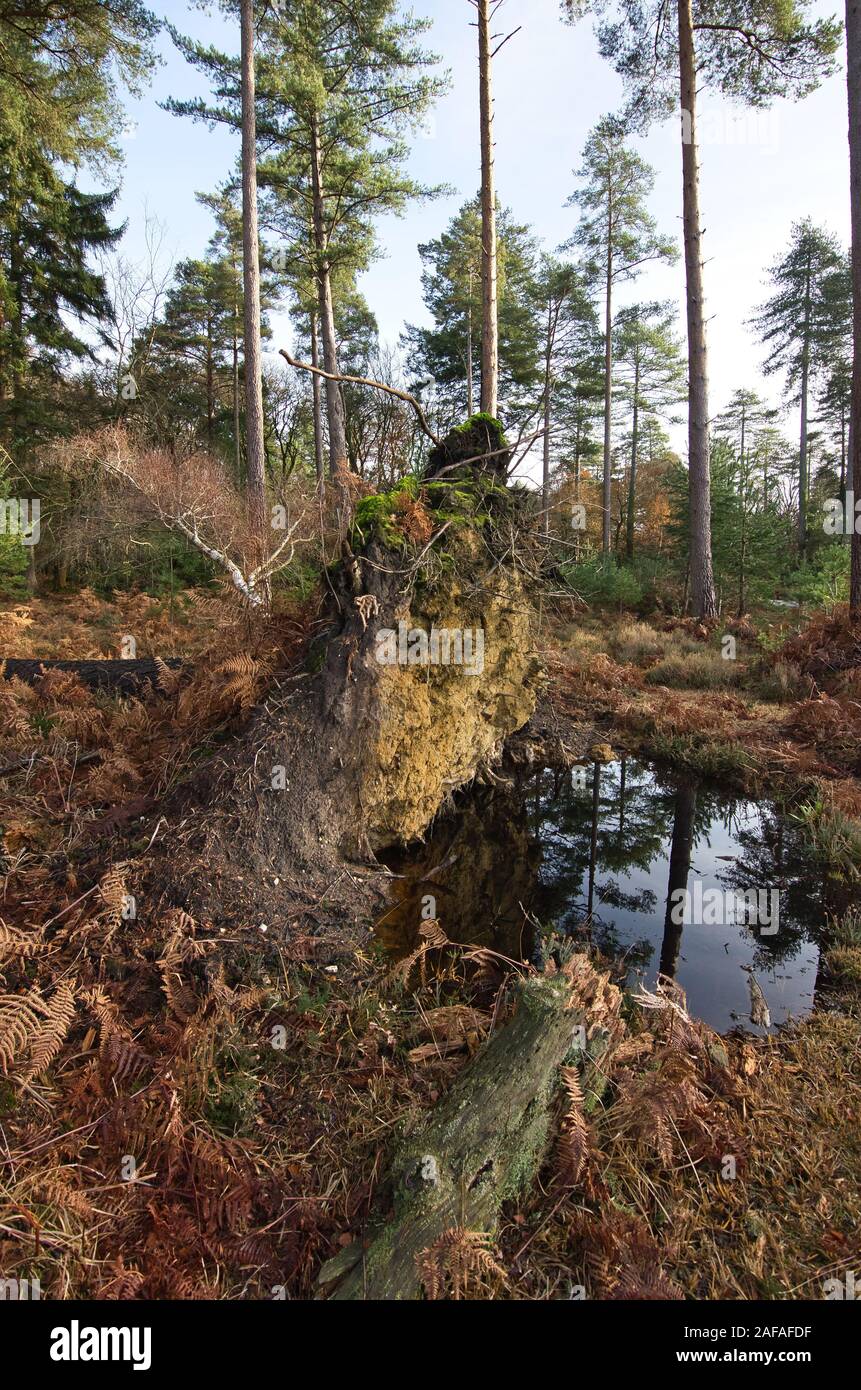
0,588,860,1299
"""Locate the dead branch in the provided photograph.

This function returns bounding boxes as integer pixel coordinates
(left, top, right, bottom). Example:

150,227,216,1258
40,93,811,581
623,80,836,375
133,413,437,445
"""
279,348,440,446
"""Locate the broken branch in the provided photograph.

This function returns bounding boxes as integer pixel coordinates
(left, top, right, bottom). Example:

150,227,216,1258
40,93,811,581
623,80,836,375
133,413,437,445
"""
279,348,440,446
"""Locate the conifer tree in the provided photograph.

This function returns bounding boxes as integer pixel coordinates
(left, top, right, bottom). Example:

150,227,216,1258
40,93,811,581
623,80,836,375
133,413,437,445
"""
0,154,122,460
752,222,850,550
846,0,861,610
566,0,840,613
405,197,542,426
613,301,686,559
167,0,443,478
565,119,676,557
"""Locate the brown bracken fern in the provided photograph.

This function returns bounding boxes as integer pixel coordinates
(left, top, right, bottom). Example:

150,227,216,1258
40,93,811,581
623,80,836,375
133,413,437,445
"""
418,1227,508,1300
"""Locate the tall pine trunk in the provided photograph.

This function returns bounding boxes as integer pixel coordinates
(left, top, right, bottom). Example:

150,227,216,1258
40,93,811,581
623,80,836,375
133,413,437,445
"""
466,282,475,416
850,0,861,612
310,112,348,477
678,0,717,619
542,297,553,537
840,399,847,516
738,405,747,615
239,0,266,538
477,0,499,418
799,269,812,553
231,248,242,486
310,310,325,487
626,356,640,561
602,238,613,556
205,315,214,447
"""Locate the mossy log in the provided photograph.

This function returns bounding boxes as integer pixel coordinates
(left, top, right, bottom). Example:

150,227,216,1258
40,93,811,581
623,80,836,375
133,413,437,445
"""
324,973,602,1301
1,658,184,695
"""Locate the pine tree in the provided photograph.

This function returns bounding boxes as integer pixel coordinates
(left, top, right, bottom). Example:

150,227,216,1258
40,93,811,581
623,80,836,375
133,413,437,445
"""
533,255,598,535
714,390,781,611
666,439,787,614
404,197,542,427
569,0,841,615
0,0,158,167
148,257,241,450
470,0,517,417
752,221,851,551
553,351,605,557
613,302,686,559
167,0,444,479
565,118,676,557
238,0,266,535
198,187,247,483
0,0,157,466
818,357,852,509
0,148,122,461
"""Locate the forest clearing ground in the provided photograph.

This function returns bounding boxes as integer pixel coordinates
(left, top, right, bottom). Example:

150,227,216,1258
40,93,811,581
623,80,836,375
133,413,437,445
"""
0,586,226,661
0,589,860,1299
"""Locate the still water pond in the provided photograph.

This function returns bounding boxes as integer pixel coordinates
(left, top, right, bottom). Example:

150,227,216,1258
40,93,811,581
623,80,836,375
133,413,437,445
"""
377,758,841,1035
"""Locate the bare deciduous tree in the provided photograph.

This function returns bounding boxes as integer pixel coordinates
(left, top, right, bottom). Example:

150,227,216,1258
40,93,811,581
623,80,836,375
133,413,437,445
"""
97,210,173,401
67,426,307,609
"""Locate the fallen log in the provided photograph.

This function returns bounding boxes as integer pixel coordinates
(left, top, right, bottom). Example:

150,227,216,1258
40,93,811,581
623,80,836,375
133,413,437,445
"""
0,658,184,695
322,971,610,1300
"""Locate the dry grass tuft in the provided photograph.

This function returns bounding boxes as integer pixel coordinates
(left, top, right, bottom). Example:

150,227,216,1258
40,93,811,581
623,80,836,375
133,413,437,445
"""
644,648,740,690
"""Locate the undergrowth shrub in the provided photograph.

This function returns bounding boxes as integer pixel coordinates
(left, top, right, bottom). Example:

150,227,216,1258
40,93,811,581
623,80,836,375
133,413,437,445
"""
562,557,644,609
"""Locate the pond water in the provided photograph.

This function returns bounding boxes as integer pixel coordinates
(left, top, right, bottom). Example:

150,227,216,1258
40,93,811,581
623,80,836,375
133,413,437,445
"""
376,758,843,1035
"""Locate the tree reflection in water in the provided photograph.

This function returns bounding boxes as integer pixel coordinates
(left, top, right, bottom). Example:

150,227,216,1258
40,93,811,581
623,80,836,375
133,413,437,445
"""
379,757,840,1035
529,757,839,1034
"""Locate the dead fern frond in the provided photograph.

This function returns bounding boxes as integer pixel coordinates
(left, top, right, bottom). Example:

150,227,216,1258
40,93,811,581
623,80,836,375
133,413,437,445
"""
387,919,451,987
154,656,181,695
418,1227,508,1300
420,919,450,949
214,653,274,711
96,862,131,930
189,1131,257,1231
29,1170,95,1220
0,919,46,962
0,990,46,1074
572,1208,685,1300
80,986,153,1082
610,1050,708,1168
19,981,78,1082
555,1064,591,1187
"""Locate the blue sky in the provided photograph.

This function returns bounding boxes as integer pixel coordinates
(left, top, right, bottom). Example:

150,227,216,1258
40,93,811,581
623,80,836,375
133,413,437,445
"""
109,0,850,458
